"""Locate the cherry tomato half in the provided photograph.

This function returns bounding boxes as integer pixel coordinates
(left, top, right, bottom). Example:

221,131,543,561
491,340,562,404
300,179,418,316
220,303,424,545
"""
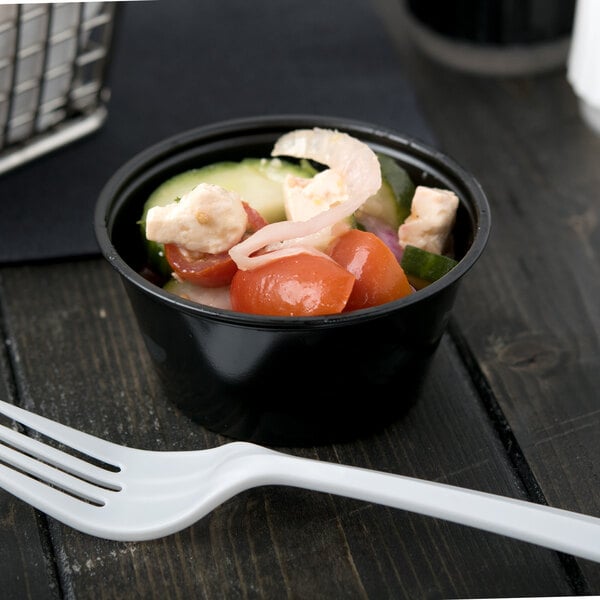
230,253,355,316
164,202,268,287
327,229,412,311
164,244,237,287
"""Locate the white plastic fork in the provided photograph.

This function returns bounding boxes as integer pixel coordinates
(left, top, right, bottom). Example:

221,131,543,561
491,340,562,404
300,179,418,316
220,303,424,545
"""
0,399,599,561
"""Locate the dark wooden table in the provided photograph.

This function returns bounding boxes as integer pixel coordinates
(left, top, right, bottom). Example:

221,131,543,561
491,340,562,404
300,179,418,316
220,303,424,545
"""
1,3,599,599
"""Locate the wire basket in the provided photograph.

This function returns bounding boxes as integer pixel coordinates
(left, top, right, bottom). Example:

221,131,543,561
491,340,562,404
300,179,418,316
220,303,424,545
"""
0,2,118,175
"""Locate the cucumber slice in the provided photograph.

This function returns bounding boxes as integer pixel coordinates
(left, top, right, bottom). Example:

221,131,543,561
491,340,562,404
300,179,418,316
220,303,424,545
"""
400,244,458,289
379,154,415,225
142,158,315,224
140,158,316,274
357,180,400,228
356,154,415,229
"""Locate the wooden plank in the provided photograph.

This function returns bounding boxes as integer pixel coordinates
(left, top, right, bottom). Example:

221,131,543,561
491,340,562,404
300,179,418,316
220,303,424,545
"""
0,259,576,598
371,0,600,590
0,290,61,599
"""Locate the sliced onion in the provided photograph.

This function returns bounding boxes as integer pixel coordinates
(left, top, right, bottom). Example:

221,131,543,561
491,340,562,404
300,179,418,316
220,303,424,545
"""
229,128,381,270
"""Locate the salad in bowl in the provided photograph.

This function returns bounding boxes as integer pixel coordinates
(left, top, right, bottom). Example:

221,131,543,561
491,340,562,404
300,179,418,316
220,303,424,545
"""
95,115,490,445
140,127,461,316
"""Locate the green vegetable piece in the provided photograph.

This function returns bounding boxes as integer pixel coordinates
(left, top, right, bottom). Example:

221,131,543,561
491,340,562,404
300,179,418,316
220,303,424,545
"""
356,154,416,230
378,154,415,225
400,245,458,289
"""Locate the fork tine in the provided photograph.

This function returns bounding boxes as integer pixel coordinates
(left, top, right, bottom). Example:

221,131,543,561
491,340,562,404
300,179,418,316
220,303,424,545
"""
0,399,125,465
0,462,105,530
0,437,116,505
0,422,120,488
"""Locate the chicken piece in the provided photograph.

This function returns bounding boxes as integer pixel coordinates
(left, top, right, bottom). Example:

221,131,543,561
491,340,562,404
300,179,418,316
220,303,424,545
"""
146,183,248,254
281,170,352,250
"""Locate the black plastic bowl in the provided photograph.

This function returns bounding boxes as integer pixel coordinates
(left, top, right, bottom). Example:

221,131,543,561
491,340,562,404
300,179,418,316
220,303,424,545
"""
95,115,490,446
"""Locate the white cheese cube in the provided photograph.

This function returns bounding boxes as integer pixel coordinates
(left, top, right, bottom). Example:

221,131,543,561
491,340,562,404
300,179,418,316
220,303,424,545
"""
398,186,459,254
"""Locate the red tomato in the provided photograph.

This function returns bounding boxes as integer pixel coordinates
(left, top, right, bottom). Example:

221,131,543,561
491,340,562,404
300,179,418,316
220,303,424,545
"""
230,253,355,316
164,202,268,287
328,229,412,311
164,244,237,287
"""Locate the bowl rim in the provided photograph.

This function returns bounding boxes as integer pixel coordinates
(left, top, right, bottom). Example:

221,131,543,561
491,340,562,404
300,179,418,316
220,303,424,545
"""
95,113,491,329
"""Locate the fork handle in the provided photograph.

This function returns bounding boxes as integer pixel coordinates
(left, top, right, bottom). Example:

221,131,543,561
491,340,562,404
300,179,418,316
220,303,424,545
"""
251,451,600,562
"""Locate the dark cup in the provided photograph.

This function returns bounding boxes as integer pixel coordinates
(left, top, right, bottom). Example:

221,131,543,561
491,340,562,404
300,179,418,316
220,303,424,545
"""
95,115,491,446
404,0,576,75
407,0,575,45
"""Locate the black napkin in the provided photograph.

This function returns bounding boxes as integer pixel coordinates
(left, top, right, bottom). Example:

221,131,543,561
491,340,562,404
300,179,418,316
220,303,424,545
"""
0,0,435,264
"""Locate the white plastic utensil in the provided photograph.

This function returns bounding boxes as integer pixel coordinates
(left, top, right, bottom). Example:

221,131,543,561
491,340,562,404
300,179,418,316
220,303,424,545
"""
568,0,600,134
0,399,598,561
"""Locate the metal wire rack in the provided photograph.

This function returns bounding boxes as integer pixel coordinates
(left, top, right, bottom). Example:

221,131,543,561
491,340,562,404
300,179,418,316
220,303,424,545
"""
0,2,118,175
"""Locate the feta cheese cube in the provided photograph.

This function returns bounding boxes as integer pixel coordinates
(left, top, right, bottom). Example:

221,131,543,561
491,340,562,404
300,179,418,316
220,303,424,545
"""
398,186,459,254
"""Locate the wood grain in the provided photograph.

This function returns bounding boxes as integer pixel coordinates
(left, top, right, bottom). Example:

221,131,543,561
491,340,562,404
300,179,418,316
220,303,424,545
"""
0,278,61,599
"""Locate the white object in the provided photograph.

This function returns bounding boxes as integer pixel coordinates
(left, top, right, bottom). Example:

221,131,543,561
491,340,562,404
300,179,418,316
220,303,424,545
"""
398,186,459,254
0,399,599,561
146,183,248,254
283,170,351,250
568,0,600,134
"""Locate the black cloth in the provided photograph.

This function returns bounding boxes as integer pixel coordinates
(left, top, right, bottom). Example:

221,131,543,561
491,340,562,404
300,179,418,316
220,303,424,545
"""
0,0,435,264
